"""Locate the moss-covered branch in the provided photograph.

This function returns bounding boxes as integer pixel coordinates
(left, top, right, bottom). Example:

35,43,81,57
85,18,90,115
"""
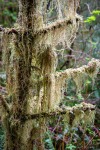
50,59,100,109
0,27,19,35
22,102,95,127
56,59,100,80
35,18,74,34
33,17,81,49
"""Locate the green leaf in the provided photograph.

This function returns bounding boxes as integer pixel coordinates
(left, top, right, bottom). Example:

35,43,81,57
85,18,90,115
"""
66,144,76,150
77,93,84,100
84,16,96,23
92,10,100,15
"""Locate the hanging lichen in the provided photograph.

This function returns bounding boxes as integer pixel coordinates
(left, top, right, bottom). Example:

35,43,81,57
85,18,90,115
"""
0,0,99,149
52,59,100,110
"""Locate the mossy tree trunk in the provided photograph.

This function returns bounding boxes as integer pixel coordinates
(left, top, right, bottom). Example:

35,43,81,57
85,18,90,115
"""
0,0,99,150
2,1,45,150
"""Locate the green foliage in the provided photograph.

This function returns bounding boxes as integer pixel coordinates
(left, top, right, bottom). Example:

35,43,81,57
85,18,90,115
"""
44,130,55,150
92,10,100,15
3,9,17,21
84,15,96,23
66,144,76,150
77,93,84,101
0,0,18,27
84,10,100,23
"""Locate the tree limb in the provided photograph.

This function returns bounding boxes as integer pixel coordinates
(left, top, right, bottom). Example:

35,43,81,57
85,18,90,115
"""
34,17,80,34
0,26,18,35
22,102,95,127
56,59,100,81
33,17,81,49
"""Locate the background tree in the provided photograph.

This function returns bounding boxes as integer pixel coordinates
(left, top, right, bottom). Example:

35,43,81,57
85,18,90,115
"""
0,0,100,150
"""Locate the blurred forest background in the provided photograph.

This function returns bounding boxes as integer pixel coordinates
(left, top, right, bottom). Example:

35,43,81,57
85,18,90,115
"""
0,0,100,149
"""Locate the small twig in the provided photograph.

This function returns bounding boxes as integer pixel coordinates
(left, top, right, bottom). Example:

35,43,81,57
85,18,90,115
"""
52,116,61,132
85,3,92,14
0,94,10,113
85,133,96,149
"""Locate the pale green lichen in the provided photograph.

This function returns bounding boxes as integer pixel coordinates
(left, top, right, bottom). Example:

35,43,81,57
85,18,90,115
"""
68,102,95,127
53,59,100,110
